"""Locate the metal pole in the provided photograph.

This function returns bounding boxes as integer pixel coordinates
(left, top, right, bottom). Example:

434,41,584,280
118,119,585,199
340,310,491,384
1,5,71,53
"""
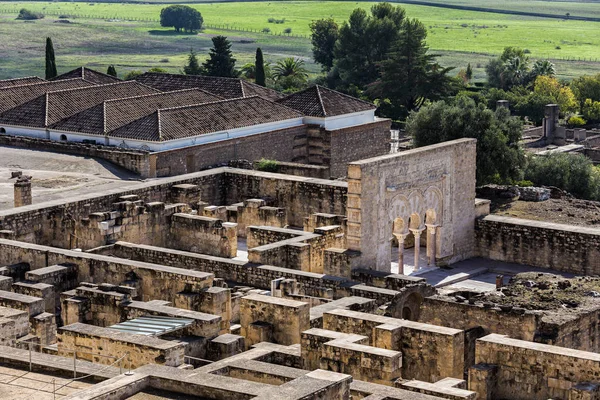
73,350,77,379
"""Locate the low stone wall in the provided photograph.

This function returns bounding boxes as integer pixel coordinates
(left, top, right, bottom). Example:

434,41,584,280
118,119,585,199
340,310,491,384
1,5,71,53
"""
254,160,330,179
0,134,150,177
476,215,600,274
170,213,237,258
470,334,600,400
58,323,185,368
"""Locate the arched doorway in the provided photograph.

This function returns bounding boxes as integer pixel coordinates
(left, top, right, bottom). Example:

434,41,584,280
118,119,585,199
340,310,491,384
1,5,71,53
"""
59,134,67,141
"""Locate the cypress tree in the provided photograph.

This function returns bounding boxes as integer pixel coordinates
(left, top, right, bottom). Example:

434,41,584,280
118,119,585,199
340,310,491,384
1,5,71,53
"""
255,48,266,87
45,37,57,80
183,48,202,75
466,63,473,81
202,36,237,78
107,65,117,77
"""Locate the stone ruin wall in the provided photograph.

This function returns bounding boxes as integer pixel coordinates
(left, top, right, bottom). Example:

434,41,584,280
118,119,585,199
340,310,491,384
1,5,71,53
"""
476,215,600,275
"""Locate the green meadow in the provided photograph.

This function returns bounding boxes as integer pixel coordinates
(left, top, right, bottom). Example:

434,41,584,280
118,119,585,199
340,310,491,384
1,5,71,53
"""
0,1,598,80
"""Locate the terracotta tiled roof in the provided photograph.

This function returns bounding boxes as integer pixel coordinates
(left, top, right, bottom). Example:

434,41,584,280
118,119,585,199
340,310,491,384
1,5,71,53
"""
0,81,158,128
110,96,303,142
0,78,95,114
134,72,284,101
50,88,222,135
277,85,375,117
0,76,45,88
53,67,121,85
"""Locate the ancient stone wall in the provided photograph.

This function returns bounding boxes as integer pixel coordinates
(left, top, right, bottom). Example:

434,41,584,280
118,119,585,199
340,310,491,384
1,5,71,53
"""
470,334,600,400
170,214,237,258
476,215,600,275
58,323,185,369
152,125,308,177
326,119,391,178
347,138,477,271
0,134,151,177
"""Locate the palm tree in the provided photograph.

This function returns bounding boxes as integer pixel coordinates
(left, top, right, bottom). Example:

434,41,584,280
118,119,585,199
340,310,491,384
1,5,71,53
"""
240,63,256,80
531,59,556,77
272,57,308,81
501,56,529,88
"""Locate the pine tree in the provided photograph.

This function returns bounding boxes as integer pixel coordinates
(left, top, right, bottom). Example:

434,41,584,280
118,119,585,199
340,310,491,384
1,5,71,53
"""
465,63,473,81
45,37,57,80
183,48,202,75
255,48,266,87
106,65,117,77
202,36,238,78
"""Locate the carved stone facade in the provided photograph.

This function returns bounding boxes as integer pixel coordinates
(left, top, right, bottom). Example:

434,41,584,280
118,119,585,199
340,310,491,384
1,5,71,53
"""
347,139,477,272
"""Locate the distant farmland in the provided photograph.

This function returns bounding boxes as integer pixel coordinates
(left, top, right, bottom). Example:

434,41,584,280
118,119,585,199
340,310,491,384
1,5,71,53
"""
0,1,598,80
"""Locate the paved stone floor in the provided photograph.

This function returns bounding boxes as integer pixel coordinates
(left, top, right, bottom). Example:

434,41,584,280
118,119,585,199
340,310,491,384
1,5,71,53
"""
0,365,93,399
0,146,144,210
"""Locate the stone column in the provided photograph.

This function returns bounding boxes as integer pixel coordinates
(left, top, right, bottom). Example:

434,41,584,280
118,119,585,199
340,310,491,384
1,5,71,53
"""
410,228,425,271
393,233,408,274
425,224,438,266
14,176,32,208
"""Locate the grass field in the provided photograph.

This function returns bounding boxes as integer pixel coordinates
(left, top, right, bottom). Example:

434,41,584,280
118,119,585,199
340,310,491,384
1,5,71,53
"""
0,1,598,81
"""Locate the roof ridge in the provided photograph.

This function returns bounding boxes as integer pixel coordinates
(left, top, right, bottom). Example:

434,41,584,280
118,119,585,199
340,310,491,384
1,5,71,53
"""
102,101,108,134
156,109,163,142
0,76,43,83
314,86,327,117
0,77,87,91
141,72,244,83
315,84,376,108
102,87,217,105
44,92,49,127
155,95,257,113
42,80,141,95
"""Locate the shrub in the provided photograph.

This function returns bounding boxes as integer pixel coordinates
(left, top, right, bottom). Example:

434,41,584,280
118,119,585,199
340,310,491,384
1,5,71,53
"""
16,8,44,20
516,180,534,187
283,27,292,35
261,27,271,33
123,70,143,80
582,98,600,122
524,153,600,200
159,58,169,63
255,158,279,172
567,116,586,127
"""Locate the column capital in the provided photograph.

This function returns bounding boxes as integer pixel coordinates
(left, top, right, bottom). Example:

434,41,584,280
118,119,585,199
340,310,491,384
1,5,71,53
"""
425,224,439,234
409,227,425,236
392,232,409,241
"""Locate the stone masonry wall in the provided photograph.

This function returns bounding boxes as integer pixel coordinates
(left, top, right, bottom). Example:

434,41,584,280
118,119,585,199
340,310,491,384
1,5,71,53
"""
0,134,151,177
476,215,600,275
152,125,308,177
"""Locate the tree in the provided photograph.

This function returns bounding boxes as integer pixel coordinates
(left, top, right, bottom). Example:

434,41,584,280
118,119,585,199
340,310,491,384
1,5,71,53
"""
465,63,473,81
106,65,117,77
160,5,203,33
202,36,238,78
582,99,600,123
183,48,202,75
406,96,525,185
333,3,406,91
369,18,454,119
486,47,530,90
17,8,43,20
525,153,600,200
571,73,600,107
533,75,578,115
531,59,556,78
45,37,57,80
123,70,143,80
148,67,168,73
309,18,339,71
272,57,308,91
255,47,266,87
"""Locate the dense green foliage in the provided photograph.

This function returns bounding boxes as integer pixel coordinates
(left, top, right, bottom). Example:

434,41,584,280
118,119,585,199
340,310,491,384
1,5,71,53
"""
123,70,143,80
309,18,338,72
272,57,308,92
255,47,266,87
202,36,238,77
183,48,202,75
255,158,279,172
45,37,57,80
160,5,203,33
16,8,43,20
106,65,117,77
407,96,525,185
525,153,600,200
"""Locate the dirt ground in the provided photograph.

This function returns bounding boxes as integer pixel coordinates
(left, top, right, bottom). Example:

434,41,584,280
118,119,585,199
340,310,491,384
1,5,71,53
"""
0,146,145,210
491,197,600,227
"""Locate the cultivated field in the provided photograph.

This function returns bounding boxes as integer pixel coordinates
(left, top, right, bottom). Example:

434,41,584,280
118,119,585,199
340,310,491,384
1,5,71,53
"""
0,1,598,81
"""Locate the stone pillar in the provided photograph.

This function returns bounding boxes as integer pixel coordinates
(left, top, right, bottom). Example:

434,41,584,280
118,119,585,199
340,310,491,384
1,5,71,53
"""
543,104,559,142
425,224,438,266
393,233,408,274
14,177,32,208
410,228,425,271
